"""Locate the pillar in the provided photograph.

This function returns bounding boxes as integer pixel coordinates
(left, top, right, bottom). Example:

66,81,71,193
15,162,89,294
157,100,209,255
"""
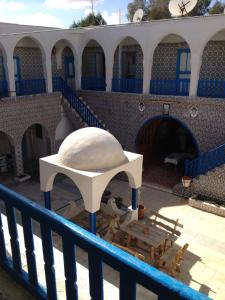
89,212,96,234
44,191,51,210
143,48,154,95
131,188,139,210
105,50,114,92
44,51,53,93
189,48,203,97
6,49,16,97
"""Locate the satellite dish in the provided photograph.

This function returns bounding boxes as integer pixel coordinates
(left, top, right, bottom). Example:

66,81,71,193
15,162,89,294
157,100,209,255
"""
169,0,198,17
133,9,144,23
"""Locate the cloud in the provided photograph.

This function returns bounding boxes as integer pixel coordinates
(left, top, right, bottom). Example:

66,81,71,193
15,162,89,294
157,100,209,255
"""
0,1,27,11
102,11,121,25
0,12,65,28
44,0,103,11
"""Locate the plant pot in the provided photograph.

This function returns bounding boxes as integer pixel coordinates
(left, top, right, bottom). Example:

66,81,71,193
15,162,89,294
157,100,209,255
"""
182,176,191,188
138,204,145,220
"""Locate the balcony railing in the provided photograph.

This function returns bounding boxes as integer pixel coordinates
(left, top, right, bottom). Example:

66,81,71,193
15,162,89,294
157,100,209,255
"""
150,79,190,96
0,80,8,98
197,80,225,98
0,184,209,300
112,78,143,93
81,77,106,91
15,79,46,96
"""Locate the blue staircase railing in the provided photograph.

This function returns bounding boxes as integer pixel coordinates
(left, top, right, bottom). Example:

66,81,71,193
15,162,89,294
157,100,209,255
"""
81,77,106,91
0,184,209,300
0,80,8,98
112,78,143,93
150,79,190,96
16,79,46,96
185,143,225,178
197,80,225,98
53,77,104,128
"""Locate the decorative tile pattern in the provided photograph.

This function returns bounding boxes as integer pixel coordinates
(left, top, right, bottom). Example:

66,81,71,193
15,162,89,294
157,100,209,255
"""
82,46,105,77
52,47,74,79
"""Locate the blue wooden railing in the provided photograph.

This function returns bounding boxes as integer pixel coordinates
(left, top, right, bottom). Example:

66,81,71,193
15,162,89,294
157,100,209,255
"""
53,77,104,128
112,78,143,93
0,184,209,300
185,143,225,178
197,80,225,98
150,79,190,96
81,77,106,91
16,79,46,96
0,80,8,98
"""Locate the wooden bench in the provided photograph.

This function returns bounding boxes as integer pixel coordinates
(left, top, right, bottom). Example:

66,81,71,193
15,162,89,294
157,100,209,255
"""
156,243,189,276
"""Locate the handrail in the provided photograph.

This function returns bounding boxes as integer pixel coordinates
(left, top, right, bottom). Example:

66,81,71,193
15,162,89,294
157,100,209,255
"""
0,184,209,300
150,79,190,96
185,142,225,178
197,80,225,98
112,77,143,93
15,79,46,96
53,77,104,128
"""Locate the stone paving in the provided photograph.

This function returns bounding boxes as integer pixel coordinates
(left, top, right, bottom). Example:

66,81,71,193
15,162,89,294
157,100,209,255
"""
0,176,225,299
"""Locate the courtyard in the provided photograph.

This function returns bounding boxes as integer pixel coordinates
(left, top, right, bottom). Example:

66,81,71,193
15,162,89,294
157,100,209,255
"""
0,176,225,300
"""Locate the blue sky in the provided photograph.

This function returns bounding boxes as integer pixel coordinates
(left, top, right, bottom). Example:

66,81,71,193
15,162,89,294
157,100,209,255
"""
0,0,131,28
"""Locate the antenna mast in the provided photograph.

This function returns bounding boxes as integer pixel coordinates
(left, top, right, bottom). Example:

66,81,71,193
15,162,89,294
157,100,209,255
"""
91,0,94,14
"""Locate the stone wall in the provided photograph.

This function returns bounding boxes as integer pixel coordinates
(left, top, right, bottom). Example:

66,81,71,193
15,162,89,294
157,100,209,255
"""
0,92,61,175
151,42,189,80
78,90,225,154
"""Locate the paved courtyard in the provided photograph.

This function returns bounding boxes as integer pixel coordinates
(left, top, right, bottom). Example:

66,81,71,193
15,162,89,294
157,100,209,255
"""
0,176,225,299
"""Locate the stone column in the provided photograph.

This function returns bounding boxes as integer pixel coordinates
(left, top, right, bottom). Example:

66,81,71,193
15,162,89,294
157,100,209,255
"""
6,49,16,97
189,48,203,97
44,50,53,93
105,49,114,92
143,48,154,95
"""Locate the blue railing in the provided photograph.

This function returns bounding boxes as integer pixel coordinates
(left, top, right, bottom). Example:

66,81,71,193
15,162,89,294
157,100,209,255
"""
53,77,104,128
0,80,8,98
81,77,106,91
112,78,143,93
0,184,209,300
197,80,225,98
150,79,190,96
185,143,225,178
16,79,46,96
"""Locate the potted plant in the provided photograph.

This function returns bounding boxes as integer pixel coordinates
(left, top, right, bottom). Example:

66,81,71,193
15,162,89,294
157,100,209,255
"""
138,204,145,220
182,176,192,188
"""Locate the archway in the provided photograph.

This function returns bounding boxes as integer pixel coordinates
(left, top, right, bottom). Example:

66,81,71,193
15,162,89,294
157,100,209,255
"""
51,40,75,90
198,29,225,98
0,131,15,183
112,37,143,93
151,34,191,96
22,124,51,176
136,116,198,188
82,40,106,91
13,37,46,96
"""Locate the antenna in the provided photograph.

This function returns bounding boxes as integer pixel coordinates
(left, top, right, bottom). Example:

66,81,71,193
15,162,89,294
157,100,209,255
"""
91,0,94,15
133,9,144,23
169,0,198,17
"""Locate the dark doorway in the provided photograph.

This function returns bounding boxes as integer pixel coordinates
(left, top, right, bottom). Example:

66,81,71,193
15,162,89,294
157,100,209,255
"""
0,131,15,184
136,116,198,188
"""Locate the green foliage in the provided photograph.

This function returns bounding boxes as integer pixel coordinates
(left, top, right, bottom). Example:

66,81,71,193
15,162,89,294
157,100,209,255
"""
127,0,150,21
70,13,107,28
187,0,211,16
147,0,171,20
209,0,225,14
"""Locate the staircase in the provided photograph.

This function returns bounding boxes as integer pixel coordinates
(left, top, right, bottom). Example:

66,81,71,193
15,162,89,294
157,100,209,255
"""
53,77,106,129
185,143,225,201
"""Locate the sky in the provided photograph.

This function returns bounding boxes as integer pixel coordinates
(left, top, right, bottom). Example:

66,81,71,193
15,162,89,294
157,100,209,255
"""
0,0,131,28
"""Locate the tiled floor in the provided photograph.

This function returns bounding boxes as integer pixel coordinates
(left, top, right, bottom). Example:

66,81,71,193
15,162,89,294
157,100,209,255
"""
1,176,225,299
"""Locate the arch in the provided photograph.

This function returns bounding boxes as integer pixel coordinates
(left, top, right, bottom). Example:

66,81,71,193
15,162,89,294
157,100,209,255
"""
81,39,106,91
81,39,106,58
136,115,199,188
112,36,144,58
151,34,191,96
112,36,144,93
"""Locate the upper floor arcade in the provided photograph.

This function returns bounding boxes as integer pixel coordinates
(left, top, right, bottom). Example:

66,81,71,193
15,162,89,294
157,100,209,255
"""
1,15,225,99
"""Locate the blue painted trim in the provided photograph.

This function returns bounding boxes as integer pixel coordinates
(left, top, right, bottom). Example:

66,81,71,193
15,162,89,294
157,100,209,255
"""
65,56,75,80
89,212,96,234
135,115,200,157
13,56,21,81
176,48,191,80
44,191,51,210
0,184,210,300
132,188,138,210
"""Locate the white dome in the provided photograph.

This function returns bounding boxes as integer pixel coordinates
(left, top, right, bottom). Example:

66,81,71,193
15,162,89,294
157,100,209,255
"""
58,127,127,171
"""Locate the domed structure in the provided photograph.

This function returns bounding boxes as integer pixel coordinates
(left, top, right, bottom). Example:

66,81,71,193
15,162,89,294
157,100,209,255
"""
58,127,127,171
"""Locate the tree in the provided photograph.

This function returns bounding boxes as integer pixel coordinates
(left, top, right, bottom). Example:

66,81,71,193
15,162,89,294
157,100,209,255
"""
147,0,170,20
187,0,212,16
127,0,150,21
70,13,107,28
209,0,225,14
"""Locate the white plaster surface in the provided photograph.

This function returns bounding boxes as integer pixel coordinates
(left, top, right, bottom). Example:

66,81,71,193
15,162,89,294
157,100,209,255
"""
58,127,127,171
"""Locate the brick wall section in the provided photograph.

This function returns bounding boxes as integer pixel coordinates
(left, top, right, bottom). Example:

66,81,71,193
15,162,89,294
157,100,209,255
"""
151,42,188,80
0,92,61,175
78,90,225,154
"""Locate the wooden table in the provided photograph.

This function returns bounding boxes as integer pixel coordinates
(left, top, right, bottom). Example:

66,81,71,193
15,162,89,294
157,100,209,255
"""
121,220,169,261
